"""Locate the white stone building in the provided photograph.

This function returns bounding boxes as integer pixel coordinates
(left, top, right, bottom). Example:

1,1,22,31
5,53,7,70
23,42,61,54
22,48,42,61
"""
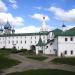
0,18,75,57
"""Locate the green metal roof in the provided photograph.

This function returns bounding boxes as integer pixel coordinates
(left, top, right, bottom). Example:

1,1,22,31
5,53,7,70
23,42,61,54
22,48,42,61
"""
36,37,45,46
53,27,75,37
0,27,75,37
53,29,62,37
0,31,49,37
60,28,75,36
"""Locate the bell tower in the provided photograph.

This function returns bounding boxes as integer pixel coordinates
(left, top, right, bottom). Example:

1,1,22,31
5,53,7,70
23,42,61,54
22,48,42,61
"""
40,16,48,32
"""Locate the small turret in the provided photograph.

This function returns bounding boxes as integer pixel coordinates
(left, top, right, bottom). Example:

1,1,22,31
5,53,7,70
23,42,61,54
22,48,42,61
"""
62,22,66,31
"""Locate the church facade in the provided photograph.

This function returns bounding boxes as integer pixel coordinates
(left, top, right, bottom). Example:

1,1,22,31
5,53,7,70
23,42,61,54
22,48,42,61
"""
0,18,75,57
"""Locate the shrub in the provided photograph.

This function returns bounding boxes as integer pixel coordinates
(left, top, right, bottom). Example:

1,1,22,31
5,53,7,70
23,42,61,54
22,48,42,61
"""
11,47,18,53
20,49,27,53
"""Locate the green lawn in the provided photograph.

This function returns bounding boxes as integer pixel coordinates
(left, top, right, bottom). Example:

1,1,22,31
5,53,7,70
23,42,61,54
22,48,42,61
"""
52,58,75,65
0,49,20,70
6,69,75,75
0,55,20,69
27,55,48,61
0,48,11,56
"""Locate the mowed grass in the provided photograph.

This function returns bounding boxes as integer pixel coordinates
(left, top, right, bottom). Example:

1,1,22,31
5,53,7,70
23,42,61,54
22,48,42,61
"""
0,48,11,55
6,69,75,75
52,58,75,65
0,49,20,70
27,55,48,61
0,55,20,69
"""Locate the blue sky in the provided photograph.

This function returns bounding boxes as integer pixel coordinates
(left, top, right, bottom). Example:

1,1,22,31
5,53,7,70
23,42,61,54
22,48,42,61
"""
0,0,75,33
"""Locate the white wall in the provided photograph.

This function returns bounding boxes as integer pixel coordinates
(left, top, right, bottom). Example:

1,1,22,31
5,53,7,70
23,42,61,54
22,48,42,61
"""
0,34,48,50
58,36,75,57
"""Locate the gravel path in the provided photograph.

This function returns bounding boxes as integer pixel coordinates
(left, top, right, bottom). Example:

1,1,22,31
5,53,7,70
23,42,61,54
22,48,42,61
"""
1,54,75,75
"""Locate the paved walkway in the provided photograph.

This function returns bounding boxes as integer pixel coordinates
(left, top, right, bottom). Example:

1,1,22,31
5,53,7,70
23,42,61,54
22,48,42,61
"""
43,55,56,62
1,54,75,75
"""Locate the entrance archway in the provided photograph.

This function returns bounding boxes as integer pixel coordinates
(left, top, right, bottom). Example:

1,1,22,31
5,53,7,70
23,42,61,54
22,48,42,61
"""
30,45,36,50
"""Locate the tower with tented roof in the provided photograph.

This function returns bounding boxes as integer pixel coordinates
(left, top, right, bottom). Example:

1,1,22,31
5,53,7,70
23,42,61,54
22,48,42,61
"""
40,16,49,32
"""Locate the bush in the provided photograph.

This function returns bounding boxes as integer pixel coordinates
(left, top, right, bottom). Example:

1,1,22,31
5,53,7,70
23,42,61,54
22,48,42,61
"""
0,48,12,51
20,49,27,53
11,47,18,53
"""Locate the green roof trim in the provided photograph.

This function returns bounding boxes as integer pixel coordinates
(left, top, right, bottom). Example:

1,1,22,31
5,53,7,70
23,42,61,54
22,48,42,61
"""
36,37,45,46
0,32,49,37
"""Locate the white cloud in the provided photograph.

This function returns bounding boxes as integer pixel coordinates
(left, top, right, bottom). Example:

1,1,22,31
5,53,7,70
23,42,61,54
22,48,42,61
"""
30,13,50,21
0,12,24,26
0,1,7,12
15,25,40,33
9,0,16,3
9,0,18,9
11,3,18,9
48,6,75,22
15,25,54,33
66,25,75,30
34,6,43,10
11,17,24,26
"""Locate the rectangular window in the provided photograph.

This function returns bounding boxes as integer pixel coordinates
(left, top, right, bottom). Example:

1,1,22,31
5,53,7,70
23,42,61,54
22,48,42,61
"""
70,37,73,41
25,41,26,44
2,38,4,40
46,46,48,48
18,47,19,49
22,47,23,49
25,36,26,38
12,41,14,44
65,38,67,41
35,37,36,39
35,41,36,43
9,41,10,44
31,36,32,39
43,36,45,39
21,36,22,38
64,51,67,55
16,36,18,38
71,50,73,55
21,41,22,43
16,41,18,43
